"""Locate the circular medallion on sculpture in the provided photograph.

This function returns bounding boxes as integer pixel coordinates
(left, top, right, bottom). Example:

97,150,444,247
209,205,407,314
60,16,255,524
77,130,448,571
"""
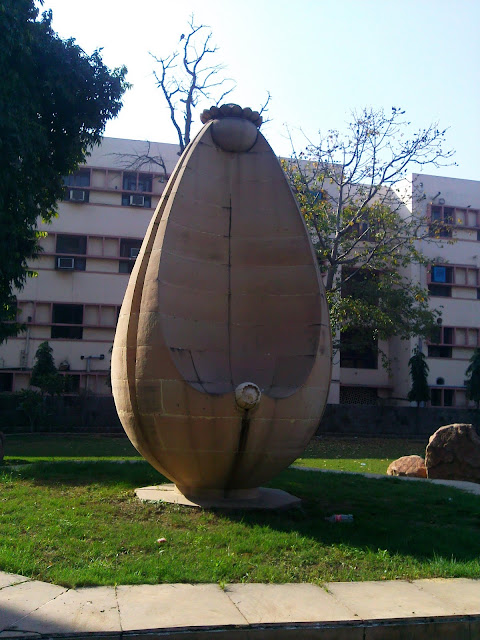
111,104,332,508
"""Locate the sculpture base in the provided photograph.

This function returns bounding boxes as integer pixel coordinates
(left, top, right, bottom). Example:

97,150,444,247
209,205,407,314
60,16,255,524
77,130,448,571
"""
135,484,301,510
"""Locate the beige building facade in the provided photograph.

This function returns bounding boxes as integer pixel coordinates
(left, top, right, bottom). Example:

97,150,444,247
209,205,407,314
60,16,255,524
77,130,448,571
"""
0,138,479,408
0,138,179,396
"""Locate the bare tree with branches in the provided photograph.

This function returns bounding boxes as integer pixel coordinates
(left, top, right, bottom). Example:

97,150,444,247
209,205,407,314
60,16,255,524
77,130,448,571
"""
109,140,168,178
114,15,271,173
151,15,236,153
283,107,455,361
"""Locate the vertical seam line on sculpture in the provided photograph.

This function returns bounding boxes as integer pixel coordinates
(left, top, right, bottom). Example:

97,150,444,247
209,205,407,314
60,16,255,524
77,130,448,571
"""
227,193,233,387
189,350,207,392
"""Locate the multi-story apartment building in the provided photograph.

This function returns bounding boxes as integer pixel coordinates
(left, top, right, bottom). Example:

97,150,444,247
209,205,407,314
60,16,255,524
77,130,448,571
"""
0,137,479,408
334,172,480,408
392,174,480,408
0,137,179,396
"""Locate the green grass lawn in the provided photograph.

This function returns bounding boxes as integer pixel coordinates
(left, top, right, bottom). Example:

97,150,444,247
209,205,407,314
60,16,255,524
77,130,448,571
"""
1,460,479,587
3,434,141,463
295,436,427,474
3,435,426,475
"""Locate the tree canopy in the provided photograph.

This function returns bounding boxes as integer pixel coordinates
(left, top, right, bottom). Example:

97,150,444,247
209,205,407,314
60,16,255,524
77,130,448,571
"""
407,347,430,406
465,348,480,410
30,341,63,396
283,107,454,358
0,0,129,343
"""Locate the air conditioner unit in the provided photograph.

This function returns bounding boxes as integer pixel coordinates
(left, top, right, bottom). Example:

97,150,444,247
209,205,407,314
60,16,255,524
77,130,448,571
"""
57,257,75,270
130,247,140,259
70,189,86,202
129,194,145,206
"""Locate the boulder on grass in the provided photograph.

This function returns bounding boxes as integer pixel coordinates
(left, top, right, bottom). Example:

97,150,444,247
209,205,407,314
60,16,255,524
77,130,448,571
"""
387,455,426,478
425,423,480,484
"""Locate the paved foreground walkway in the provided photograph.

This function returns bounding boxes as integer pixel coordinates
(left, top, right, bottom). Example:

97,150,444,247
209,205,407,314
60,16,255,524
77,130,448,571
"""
1,571,480,639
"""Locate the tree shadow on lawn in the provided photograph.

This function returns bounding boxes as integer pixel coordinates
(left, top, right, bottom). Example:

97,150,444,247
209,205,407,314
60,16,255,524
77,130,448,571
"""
300,437,426,460
7,462,480,564
4,460,161,488
234,469,480,564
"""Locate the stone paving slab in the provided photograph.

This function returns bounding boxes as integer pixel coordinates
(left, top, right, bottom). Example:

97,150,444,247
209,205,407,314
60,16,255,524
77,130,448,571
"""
116,583,248,630
413,578,480,615
326,579,456,619
0,580,67,632
0,574,479,639
0,575,30,590
15,586,121,635
225,583,357,623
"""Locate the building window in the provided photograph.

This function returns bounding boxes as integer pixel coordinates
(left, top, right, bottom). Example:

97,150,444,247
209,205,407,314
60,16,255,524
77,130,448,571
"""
63,170,91,188
119,238,142,273
340,330,378,369
121,172,152,208
429,204,480,237
56,235,87,255
428,345,452,358
339,386,378,405
63,170,90,202
428,326,479,355
428,283,451,297
348,216,375,241
55,235,87,271
431,388,455,407
63,374,81,394
428,264,479,298
0,372,13,393
430,266,452,284
51,304,83,339
429,205,453,237
428,325,453,358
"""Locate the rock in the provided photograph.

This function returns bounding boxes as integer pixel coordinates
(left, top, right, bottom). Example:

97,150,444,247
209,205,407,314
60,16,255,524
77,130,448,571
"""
387,455,427,478
425,423,480,483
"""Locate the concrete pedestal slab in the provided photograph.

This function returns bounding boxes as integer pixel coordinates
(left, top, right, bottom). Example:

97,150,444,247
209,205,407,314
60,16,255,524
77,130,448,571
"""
135,484,302,509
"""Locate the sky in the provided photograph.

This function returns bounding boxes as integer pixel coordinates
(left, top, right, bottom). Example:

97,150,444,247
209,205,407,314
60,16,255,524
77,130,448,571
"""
42,0,480,181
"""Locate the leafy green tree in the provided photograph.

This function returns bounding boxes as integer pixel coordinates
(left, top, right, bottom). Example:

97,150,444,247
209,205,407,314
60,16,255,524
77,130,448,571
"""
30,341,64,397
407,347,430,406
283,107,454,356
0,0,129,343
17,389,43,431
465,348,480,410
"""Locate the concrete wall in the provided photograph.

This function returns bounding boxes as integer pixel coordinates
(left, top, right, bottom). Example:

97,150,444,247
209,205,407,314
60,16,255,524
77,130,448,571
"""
318,404,479,439
2,394,478,440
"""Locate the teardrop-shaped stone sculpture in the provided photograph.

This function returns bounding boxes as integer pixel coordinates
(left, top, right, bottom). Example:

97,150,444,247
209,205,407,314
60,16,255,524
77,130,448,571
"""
111,106,331,501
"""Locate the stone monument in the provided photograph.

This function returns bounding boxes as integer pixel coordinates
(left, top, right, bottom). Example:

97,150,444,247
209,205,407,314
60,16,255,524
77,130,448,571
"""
111,104,332,507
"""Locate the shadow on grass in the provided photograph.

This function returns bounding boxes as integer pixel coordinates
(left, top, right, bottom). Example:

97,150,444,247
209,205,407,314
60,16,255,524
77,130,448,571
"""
299,437,426,460
3,460,162,488
7,461,480,565
0,458,31,466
